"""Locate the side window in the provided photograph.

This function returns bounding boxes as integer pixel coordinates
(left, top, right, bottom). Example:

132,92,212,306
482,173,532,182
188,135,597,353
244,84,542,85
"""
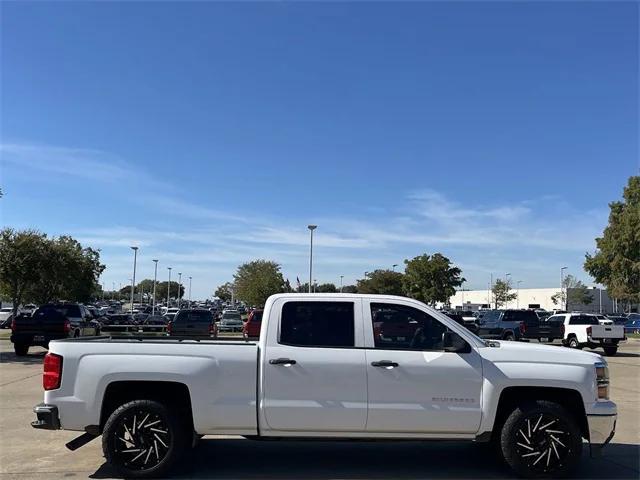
280,301,354,348
370,303,447,351
569,315,581,325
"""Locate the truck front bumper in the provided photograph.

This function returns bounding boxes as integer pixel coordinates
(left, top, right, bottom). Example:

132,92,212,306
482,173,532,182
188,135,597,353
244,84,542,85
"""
31,403,60,430
587,413,616,457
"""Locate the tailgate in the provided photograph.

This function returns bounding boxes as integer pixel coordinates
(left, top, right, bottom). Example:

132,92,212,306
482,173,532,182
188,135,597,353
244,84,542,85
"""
591,325,625,339
14,316,65,335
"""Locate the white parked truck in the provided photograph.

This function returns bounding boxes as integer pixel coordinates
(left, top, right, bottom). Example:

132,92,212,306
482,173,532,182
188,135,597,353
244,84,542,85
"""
32,294,616,478
546,313,626,356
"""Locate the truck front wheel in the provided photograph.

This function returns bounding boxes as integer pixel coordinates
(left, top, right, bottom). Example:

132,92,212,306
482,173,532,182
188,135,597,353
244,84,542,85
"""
500,400,582,478
102,399,188,479
567,337,581,349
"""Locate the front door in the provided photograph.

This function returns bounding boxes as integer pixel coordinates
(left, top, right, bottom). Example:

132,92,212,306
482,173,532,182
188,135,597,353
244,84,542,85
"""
261,298,367,432
364,300,483,434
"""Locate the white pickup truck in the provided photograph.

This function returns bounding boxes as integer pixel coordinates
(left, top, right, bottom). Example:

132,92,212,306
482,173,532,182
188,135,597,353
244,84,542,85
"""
32,294,616,478
545,313,626,356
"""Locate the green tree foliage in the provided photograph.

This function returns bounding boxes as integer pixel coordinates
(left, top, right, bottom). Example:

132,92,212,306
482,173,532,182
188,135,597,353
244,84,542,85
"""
0,229,48,318
491,279,518,309
402,253,464,306
584,176,640,304
357,269,404,296
0,229,105,315
214,282,234,302
316,283,338,293
551,275,594,310
154,281,184,302
234,260,286,307
341,284,358,293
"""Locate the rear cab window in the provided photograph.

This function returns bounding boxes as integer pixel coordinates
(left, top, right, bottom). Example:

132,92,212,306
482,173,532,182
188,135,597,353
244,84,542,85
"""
279,301,355,347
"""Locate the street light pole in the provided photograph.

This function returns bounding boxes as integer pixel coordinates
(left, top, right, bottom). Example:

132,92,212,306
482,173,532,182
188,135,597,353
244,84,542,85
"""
560,266,568,311
189,276,192,306
178,272,182,308
307,225,317,293
130,246,138,313
167,267,172,307
340,275,344,293
152,260,158,315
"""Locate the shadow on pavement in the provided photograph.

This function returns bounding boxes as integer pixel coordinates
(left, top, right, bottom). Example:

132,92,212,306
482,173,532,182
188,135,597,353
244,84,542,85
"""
0,347,47,366
89,438,639,479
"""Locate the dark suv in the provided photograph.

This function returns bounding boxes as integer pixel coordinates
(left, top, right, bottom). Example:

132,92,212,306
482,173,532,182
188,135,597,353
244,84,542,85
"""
476,309,540,341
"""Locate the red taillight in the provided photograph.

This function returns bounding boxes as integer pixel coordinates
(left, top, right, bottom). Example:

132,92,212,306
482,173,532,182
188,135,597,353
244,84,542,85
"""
11,318,16,332
43,353,63,391
587,326,592,336
209,323,216,335
519,321,526,334
63,319,71,334
166,322,172,335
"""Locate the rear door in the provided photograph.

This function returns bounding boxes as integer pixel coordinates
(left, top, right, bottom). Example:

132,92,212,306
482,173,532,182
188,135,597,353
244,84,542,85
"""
261,298,367,432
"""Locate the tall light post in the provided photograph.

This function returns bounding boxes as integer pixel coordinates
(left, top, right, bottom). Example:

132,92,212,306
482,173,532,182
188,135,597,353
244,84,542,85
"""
189,276,192,306
152,259,158,315
112,282,115,301
392,264,398,272
167,267,172,307
130,246,139,313
177,272,182,308
516,281,523,309
340,275,344,293
307,225,317,293
560,266,568,311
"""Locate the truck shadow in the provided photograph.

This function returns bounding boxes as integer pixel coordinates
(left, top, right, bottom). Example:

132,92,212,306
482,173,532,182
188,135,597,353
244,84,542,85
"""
0,347,47,365
90,439,639,479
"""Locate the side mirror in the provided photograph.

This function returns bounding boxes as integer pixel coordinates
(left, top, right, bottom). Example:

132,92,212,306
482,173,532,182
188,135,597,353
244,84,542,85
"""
443,331,470,353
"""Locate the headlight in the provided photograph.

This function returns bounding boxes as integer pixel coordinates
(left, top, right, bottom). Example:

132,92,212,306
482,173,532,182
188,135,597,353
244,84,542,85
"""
595,361,610,400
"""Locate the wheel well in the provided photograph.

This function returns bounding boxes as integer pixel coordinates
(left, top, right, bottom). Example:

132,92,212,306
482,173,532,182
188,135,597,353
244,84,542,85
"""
493,386,588,440
100,381,193,432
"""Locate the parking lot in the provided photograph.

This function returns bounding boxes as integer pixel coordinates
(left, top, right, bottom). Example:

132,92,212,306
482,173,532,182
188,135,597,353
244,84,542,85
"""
0,335,638,480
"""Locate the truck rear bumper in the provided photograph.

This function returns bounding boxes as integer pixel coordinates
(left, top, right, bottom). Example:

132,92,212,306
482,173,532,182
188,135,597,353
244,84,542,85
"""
31,403,60,430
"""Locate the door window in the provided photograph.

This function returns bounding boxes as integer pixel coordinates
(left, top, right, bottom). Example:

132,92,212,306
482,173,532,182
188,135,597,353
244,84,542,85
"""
280,301,354,347
370,303,447,351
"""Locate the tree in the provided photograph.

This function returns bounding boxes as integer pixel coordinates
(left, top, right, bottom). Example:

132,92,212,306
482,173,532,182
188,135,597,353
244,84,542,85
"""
551,275,594,310
214,282,234,302
585,176,640,306
491,279,518,309
341,284,358,293
357,269,404,296
316,283,338,293
154,281,184,303
402,253,464,306
0,229,48,318
234,260,286,307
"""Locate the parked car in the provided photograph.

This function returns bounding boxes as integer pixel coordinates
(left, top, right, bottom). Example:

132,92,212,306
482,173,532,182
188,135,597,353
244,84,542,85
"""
34,293,615,479
11,303,101,355
218,311,243,332
476,309,547,341
607,315,628,325
444,312,478,335
0,307,14,328
624,318,640,334
593,314,614,325
104,314,134,325
167,309,217,338
553,313,626,356
242,309,263,338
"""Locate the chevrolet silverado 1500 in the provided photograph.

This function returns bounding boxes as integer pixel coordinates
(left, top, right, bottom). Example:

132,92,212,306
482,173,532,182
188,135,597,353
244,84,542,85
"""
32,294,616,478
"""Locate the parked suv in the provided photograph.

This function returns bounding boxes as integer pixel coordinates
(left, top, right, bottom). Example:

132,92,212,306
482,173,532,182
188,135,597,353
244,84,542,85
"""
167,309,218,338
476,309,542,341
10,303,100,356
242,309,263,338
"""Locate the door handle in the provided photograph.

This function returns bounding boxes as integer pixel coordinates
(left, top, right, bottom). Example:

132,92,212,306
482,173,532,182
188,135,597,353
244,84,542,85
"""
269,358,297,366
371,360,399,368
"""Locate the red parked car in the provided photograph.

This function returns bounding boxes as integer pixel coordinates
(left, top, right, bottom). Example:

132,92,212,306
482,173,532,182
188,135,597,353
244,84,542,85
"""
242,309,263,338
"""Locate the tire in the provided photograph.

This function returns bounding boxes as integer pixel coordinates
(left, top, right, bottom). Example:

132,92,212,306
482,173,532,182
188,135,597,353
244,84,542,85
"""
503,332,515,341
567,337,581,349
500,400,582,478
603,346,618,356
14,343,29,356
102,399,188,479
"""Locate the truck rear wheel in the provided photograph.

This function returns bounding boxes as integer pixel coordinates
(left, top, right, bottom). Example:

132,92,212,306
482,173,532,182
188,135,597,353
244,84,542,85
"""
500,400,582,478
603,346,618,356
13,343,29,356
102,399,188,479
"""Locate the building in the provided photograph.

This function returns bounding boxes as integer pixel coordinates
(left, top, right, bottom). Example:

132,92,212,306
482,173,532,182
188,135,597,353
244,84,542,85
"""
449,286,618,313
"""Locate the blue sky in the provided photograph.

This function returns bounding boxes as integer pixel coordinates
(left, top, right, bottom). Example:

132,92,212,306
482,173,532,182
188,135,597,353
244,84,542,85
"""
1,2,638,299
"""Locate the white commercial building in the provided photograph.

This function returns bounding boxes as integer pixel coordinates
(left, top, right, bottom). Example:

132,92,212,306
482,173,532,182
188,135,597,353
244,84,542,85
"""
449,286,616,313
